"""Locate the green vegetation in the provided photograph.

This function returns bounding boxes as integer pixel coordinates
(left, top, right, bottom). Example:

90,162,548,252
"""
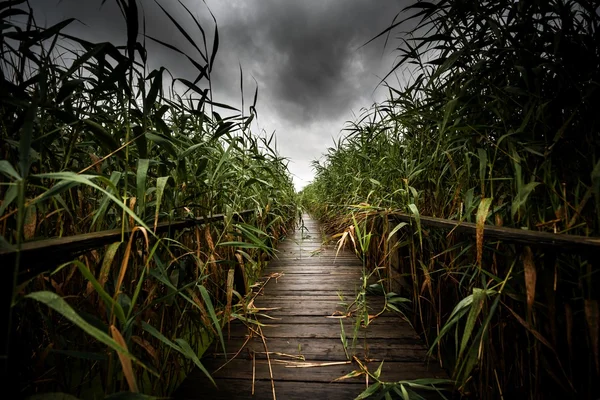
1,0,296,398
302,0,600,398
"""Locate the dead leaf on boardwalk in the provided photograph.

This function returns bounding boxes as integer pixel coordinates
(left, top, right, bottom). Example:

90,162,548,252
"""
359,314,379,327
247,298,255,309
271,272,285,282
251,307,282,312
333,369,365,382
256,352,305,361
326,315,349,319
328,310,351,318
254,314,282,321
282,361,351,368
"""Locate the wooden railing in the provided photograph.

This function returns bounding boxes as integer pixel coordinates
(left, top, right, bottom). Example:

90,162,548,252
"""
0,209,255,389
0,210,255,283
389,212,600,250
375,211,600,296
382,211,599,397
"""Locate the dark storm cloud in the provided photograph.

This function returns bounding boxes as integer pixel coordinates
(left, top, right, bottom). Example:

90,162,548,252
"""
23,0,410,188
27,0,214,82
208,0,404,125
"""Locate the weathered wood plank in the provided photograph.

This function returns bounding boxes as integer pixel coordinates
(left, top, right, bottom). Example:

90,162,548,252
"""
175,377,447,400
175,380,373,400
261,273,365,282
254,289,359,296
266,260,361,267
265,264,361,269
253,283,364,292
267,257,359,263
223,322,420,340
206,337,430,362
176,215,447,399
238,314,408,325
250,299,396,316
192,359,446,383
262,270,363,275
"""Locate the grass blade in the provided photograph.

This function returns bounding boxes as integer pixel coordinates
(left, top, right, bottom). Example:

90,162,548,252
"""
198,285,226,357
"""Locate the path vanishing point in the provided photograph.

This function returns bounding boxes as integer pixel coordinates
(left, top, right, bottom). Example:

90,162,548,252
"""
175,215,446,399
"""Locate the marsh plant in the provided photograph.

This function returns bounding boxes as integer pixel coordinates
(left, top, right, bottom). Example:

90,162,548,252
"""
302,0,600,398
0,0,296,397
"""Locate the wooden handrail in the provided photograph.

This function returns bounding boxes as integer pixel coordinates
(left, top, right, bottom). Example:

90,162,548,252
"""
0,209,257,392
1,209,254,284
390,212,600,250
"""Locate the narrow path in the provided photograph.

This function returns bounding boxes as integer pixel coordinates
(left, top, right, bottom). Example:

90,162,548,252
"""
176,215,445,399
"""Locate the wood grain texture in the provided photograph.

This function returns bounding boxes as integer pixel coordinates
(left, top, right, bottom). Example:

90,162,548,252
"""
204,337,430,362
175,215,448,399
190,359,446,383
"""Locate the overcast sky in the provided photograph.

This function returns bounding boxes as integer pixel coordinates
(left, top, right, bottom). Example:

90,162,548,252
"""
29,0,408,190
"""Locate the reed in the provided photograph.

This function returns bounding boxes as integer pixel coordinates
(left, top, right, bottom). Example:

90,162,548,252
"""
301,0,600,398
0,1,297,397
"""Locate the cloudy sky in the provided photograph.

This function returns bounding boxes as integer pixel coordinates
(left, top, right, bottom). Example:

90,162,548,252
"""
29,0,409,190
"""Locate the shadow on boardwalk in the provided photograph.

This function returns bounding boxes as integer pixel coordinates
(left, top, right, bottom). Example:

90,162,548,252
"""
175,215,447,399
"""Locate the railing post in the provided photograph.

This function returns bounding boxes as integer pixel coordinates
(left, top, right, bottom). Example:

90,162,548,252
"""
233,263,248,297
388,217,408,295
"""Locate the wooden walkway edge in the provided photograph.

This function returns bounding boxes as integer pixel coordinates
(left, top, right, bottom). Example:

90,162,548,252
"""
175,215,446,399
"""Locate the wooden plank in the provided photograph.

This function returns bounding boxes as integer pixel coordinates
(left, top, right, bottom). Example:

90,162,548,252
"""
241,315,408,325
257,275,374,286
251,295,379,301
175,379,373,400
250,303,348,317
270,253,357,258
263,267,361,273
196,359,446,383
206,337,430,362
256,283,364,291
276,245,329,250
175,377,448,400
258,276,365,285
272,251,355,256
269,258,360,264
222,321,421,340
263,272,363,278
254,286,361,294
266,261,361,267
250,299,392,316
246,314,412,327
265,262,360,268
273,248,354,254
262,269,362,275
268,258,360,263
254,289,359,296
261,274,365,284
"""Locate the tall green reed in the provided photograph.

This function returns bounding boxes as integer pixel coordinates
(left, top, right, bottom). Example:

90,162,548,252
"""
302,0,600,398
0,1,297,397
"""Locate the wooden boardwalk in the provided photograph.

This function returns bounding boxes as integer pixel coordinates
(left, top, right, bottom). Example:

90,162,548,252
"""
175,215,446,399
